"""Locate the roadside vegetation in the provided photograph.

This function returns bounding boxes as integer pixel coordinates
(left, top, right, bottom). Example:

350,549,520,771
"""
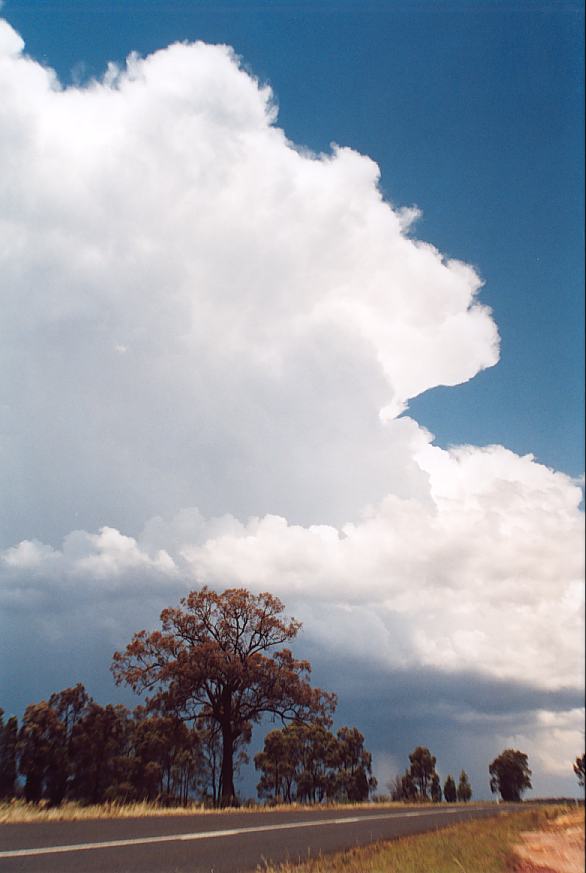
0,797,505,825
258,805,571,873
388,746,472,803
0,798,413,825
1,587,583,815
0,799,213,824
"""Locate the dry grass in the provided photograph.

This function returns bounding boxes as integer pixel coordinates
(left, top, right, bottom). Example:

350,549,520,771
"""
0,798,409,825
0,799,212,824
258,805,569,873
514,807,585,873
546,808,585,829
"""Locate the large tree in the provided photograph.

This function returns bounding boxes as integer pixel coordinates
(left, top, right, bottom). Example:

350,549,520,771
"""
112,587,336,805
489,749,532,802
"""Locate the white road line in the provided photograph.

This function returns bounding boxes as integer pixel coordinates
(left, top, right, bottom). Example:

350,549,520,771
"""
0,807,487,859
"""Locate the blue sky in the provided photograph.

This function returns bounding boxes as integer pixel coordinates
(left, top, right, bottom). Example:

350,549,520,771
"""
6,0,584,476
0,1,583,800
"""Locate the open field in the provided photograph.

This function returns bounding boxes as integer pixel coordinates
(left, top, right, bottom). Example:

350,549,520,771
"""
258,805,577,873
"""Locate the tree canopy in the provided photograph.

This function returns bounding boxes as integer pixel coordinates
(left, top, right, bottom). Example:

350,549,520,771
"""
489,749,532,801
457,769,472,802
408,746,438,801
13,686,208,806
443,774,457,803
112,587,336,805
255,723,376,804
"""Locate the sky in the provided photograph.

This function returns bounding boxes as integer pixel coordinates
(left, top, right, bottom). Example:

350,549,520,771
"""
0,0,584,800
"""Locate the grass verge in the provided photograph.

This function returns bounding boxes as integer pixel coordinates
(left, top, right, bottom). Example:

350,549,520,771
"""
0,798,410,825
258,805,569,873
0,800,213,824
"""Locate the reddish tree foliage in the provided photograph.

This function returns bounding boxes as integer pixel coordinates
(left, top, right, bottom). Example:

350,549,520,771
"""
255,723,376,804
112,587,336,805
17,702,66,804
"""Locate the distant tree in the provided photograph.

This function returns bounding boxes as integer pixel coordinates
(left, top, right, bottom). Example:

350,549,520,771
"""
489,749,532,802
130,707,206,803
443,774,457,803
47,684,92,803
408,746,438,801
255,726,298,803
49,685,91,741
254,723,375,805
430,772,442,802
457,770,472,802
170,726,206,805
388,774,404,801
69,703,131,804
290,722,339,804
17,702,66,804
14,683,260,808
389,770,417,802
573,754,585,789
113,587,336,805
0,711,18,799
15,685,95,806
334,726,377,802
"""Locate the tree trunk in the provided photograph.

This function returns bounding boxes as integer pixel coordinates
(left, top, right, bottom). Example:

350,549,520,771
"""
220,722,236,806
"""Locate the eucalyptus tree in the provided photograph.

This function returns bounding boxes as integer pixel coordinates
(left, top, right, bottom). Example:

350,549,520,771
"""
113,587,336,805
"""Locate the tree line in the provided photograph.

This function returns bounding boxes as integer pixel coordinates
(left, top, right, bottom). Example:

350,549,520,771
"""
1,587,583,807
0,690,376,807
255,723,376,803
1,690,207,806
388,746,472,803
386,745,548,804
0,588,375,807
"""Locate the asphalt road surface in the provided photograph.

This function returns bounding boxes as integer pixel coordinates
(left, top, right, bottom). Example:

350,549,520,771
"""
0,804,512,873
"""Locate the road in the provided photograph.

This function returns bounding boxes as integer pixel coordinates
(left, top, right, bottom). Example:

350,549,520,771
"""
0,804,511,873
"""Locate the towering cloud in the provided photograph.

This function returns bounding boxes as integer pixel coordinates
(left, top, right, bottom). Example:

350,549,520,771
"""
0,18,582,792
0,20,499,543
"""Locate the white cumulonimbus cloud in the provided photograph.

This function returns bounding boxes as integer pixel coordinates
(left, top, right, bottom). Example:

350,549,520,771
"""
0,18,498,543
0,18,583,781
2,443,582,692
